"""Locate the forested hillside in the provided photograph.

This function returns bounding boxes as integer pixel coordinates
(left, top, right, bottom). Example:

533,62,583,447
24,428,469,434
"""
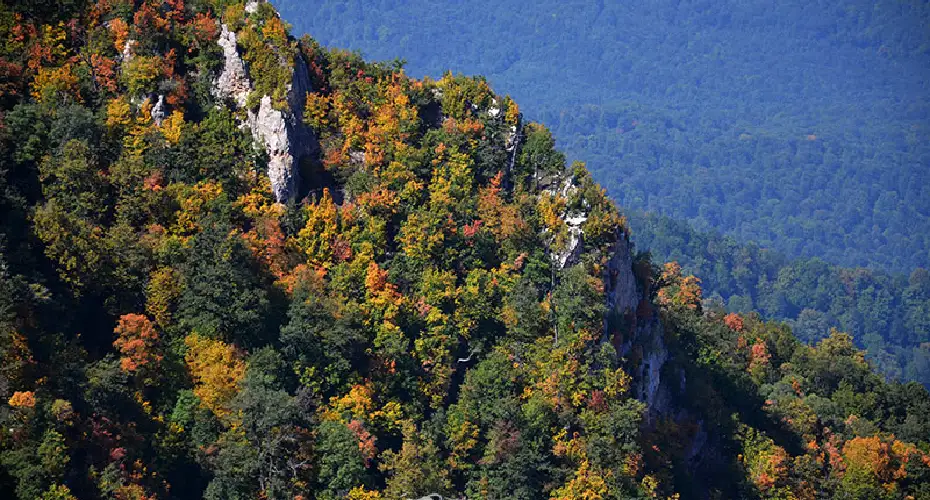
628,211,930,387
274,0,930,272
1,1,929,499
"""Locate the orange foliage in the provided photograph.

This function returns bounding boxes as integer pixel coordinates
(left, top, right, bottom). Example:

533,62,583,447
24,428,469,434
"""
477,172,526,242
91,54,118,92
355,186,399,216
364,79,418,166
365,261,391,294
748,339,771,371
109,18,129,52
190,12,218,46
112,314,163,374
656,262,702,310
242,216,293,280
8,391,35,408
724,313,745,332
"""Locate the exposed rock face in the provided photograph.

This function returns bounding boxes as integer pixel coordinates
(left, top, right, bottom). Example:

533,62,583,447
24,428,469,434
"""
212,21,317,202
121,39,135,62
547,182,671,418
603,232,640,315
554,214,587,269
246,93,308,202
151,95,166,126
600,229,670,414
547,179,588,270
214,25,251,108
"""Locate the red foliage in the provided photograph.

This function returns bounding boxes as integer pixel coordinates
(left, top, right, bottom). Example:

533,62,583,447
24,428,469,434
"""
347,420,377,466
0,58,23,99
462,219,482,239
142,171,164,192
110,447,127,462
332,235,353,263
91,54,117,92
190,13,218,46
587,389,607,412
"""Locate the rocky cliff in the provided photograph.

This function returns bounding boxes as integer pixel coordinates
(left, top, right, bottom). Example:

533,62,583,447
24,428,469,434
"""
212,8,316,202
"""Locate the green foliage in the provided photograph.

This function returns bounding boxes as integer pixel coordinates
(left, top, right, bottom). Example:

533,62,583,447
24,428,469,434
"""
315,420,370,498
177,220,272,346
276,0,930,272
1,2,927,500
631,210,930,386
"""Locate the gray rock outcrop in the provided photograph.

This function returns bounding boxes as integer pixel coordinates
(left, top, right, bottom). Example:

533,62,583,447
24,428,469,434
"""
151,95,166,126
213,25,251,108
545,175,670,416
212,21,317,203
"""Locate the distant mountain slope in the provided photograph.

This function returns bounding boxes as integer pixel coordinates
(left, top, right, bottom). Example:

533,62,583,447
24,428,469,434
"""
627,210,930,386
274,0,930,272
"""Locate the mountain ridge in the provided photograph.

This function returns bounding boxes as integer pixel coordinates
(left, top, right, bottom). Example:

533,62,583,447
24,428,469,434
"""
273,0,930,272
0,1,928,499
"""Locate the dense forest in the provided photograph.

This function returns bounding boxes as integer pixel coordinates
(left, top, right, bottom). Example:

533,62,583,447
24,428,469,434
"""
628,211,930,387
274,0,930,272
1,1,930,499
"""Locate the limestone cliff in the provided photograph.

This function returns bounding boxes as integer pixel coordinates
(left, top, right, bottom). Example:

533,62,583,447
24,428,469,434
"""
545,176,671,417
212,11,316,202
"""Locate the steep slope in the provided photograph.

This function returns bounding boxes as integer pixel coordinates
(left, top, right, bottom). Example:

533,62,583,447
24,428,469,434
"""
629,210,930,387
0,1,928,499
273,0,930,273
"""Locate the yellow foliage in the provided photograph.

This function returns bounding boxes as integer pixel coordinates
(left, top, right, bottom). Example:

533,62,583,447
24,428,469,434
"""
537,192,569,252
236,176,282,219
346,487,382,500
551,459,610,500
298,188,339,265
146,267,181,329
397,211,444,261
160,110,185,144
184,333,245,421
323,383,375,422
603,368,632,398
504,96,521,125
304,91,332,130
32,64,79,103
173,182,224,237
106,96,132,129
39,22,70,62
123,55,163,96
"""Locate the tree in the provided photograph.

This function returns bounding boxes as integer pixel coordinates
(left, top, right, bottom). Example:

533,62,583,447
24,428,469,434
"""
517,123,564,190
112,313,162,380
184,333,246,422
315,420,371,499
177,220,272,346
380,421,451,499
